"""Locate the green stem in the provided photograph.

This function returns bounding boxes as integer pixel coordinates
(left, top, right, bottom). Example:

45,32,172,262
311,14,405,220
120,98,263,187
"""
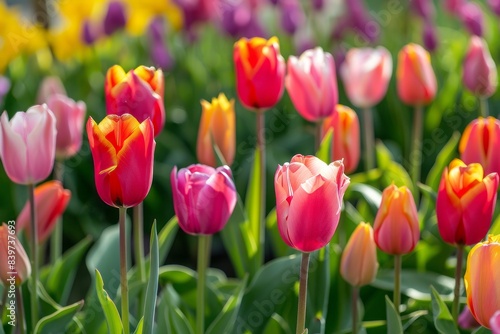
352,286,359,334
16,287,26,334
410,105,423,202
119,207,130,334
133,202,145,317
363,107,375,170
1,285,6,308
50,160,64,264
452,245,465,322
256,110,265,267
196,235,210,334
296,252,311,334
393,255,402,313
479,97,489,117
315,121,322,152
28,183,39,328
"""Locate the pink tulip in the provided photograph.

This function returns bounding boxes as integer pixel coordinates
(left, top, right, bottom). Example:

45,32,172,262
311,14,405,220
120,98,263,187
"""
463,36,497,97
275,155,350,252
491,311,500,334
341,46,392,108
0,105,56,185
286,47,338,121
0,223,31,285
459,2,484,36
458,305,480,330
171,165,237,235
488,0,500,16
37,76,67,104
17,181,71,244
47,94,86,159
444,0,465,15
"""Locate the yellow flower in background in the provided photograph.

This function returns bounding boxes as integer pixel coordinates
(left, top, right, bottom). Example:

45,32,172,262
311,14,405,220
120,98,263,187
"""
125,0,183,35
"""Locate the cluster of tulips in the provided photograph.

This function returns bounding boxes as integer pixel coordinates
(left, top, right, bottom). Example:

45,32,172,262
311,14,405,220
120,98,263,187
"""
1,27,500,333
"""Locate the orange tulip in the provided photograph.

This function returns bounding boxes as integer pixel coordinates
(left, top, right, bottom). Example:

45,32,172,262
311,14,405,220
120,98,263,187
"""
373,185,420,255
465,234,500,329
340,222,379,287
17,181,71,244
0,223,31,285
397,43,437,106
234,36,285,110
196,93,235,167
322,105,360,174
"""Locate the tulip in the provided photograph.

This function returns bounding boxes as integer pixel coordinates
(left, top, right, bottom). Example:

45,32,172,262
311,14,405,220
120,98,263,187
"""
196,93,235,167
459,2,484,36
0,105,56,185
37,76,66,104
412,0,435,19
0,76,10,105
489,0,500,16
464,234,500,328
234,36,286,110
286,47,338,121
423,22,439,52
46,94,86,159
0,223,31,285
444,0,465,15
340,222,378,287
341,46,392,109
397,43,437,106
171,164,237,235
16,181,71,244
373,185,420,255
105,65,165,136
436,159,498,245
275,155,350,252
463,36,497,97
87,114,155,208
103,0,127,36
491,311,500,333
458,305,480,330
322,105,360,174
279,0,305,34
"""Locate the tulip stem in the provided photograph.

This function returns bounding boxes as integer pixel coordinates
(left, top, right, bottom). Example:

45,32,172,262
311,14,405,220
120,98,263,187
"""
315,120,322,152
16,287,26,334
196,235,210,334
393,255,402,313
297,252,311,334
133,202,146,317
363,107,375,170
1,287,6,309
51,160,64,264
410,105,423,202
452,245,465,322
479,97,489,117
256,110,266,267
119,207,130,334
352,286,359,334
28,183,39,328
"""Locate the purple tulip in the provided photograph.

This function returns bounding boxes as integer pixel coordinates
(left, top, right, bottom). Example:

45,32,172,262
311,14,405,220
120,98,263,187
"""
0,77,10,105
459,2,484,36
412,0,435,19
423,22,438,52
103,0,127,35
279,0,304,34
488,0,500,16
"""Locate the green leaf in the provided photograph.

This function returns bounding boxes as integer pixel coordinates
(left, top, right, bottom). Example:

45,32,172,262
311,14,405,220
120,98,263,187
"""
143,221,159,334
134,318,144,334
426,132,460,191
156,285,194,334
263,314,292,334
34,301,84,334
206,276,248,334
95,269,123,334
316,128,333,163
385,296,403,334
418,182,437,203
245,146,263,271
157,216,179,265
375,142,414,195
345,183,382,216
430,286,459,334
472,327,492,334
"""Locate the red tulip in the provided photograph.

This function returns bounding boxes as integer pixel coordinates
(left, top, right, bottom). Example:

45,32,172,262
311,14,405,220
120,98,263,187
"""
234,36,285,110
171,165,237,235
463,36,497,97
17,181,71,243
87,114,155,208
322,105,360,174
285,47,338,121
373,185,420,255
436,159,498,245
460,117,500,176
0,223,31,285
0,105,56,185
274,155,350,252
105,65,165,136
397,43,437,106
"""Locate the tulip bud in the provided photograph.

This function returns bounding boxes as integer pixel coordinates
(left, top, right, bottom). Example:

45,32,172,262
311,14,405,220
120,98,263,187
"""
443,0,465,15
275,155,350,252
412,0,435,19
279,0,304,34
465,234,500,329
340,222,378,287
459,2,484,36
458,305,480,330
0,223,31,285
37,76,66,104
423,22,438,52
436,159,498,245
491,311,500,333
0,76,11,105
373,185,420,255
103,0,127,36
462,36,497,97
397,43,437,106
16,181,71,244
488,0,500,16
171,165,237,235
322,105,360,174
234,37,286,110
340,46,392,108
286,47,338,121
197,93,235,167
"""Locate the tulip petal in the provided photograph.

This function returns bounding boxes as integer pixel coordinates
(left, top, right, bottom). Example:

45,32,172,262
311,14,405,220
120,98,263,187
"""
0,112,28,183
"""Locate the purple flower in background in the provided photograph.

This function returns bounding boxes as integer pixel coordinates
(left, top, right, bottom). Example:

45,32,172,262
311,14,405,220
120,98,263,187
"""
0,77,10,105
312,0,323,10
82,20,100,45
443,0,465,15
149,17,173,70
279,0,304,34
488,0,500,16
341,0,379,43
219,0,265,38
458,305,480,330
459,2,484,36
412,0,435,19
103,0,127,35
175,0,218,31
423,22,438,51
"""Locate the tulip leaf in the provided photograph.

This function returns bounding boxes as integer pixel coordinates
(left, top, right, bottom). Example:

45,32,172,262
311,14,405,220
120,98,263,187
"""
33,300,84,334
263,314,291,334
472,327,492,334
156,285,194,334
489,212,500,236
316,128,333,163
345,183,382,216
430,286,459,334
376,142,414,195
385,295,403,334
426,132,460,191
133,317,144,334
95,269,123,334
143,221,159,334
418,182,437,203
157,216,179,265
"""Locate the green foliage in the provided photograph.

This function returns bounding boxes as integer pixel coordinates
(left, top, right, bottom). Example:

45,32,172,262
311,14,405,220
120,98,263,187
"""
385,296,403,334
143,222,159,334
95,270,123,334
34,301,84,334
430,286,459,334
